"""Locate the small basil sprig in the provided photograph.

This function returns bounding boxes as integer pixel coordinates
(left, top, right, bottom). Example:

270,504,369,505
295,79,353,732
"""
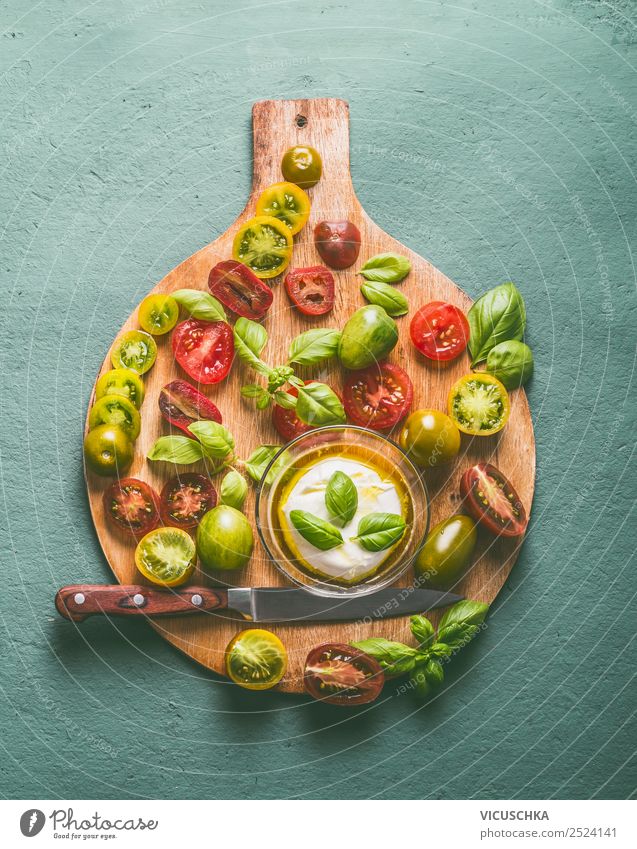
485,340,534,389
288,328,341,365
353,600,489,700
352,513,406,552
172,289,226,322
359,252,411,284
148,421,234,469
468,282,526,365
220,470,248,510
325,471,358,526
289,510,344,551
360,280,409,317
235,323,344,423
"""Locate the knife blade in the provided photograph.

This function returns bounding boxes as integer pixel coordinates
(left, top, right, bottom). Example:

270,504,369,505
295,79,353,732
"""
55,584,462,623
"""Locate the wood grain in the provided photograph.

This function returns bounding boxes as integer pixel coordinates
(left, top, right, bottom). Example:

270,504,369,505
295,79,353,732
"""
85,98,535,693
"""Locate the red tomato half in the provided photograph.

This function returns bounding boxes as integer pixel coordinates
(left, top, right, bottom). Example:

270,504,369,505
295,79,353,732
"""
284,266,335,316
158,379,222,435
208,260,273,320
160,473,217,529
314,220,361,269
304,643,384,706
172,319,234,385
410,301,470,361
103,478,161,537
460,463,528,538
343,363,413,431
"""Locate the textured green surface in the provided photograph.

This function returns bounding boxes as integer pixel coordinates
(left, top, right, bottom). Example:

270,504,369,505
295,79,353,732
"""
1,0,635,800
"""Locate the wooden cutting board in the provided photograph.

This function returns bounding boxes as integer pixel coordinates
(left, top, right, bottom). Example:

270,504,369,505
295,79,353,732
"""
85,98,535,693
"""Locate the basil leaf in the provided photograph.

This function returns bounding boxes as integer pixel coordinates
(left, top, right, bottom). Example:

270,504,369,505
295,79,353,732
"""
325,471,358,526
439,600,489,631
256,393,271,410
410,615,435,650
360,280,409,317
172,289,226,322
468,282,526,365
220,470,248,510
410,659,445,697
289,510,344,551
351,638,417,677
245,444,282,483
352,512,406,552
147,436,206,464
437,622,481,651
241,384,267,399
296,382,346,426
234,318,271,376
187,421,234,459
359,252,411,284
485,340,534,389
288,328,341,365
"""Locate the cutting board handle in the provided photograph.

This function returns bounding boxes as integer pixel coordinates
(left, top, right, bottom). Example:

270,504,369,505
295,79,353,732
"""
250,98,355,202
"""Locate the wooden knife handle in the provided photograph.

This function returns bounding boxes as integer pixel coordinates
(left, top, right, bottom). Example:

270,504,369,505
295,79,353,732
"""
55,584,228,622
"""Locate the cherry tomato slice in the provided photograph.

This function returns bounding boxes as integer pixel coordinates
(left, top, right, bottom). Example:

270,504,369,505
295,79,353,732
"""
232,215,293,279
160,473,217,529
410,301,470,361
284,266,335,316
314,220,361,270
103,478,161,537
448,373,510,436
208,260,273,320
138,294,179,336
172,319,234,385
225,629,287,690
304,643,384,706
158,379,222,435
255,182,311,235
460,463,527,537
343,363,413,431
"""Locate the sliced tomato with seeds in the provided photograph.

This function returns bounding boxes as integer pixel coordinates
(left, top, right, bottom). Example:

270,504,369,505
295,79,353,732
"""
208,260,273,320
103,478,161,537
460,463,527,538
343,362,413,431
172,319,234,385
158,380,222,435
160,473,217,529
304,643,384,706
284,266,335,316
410,301,470,361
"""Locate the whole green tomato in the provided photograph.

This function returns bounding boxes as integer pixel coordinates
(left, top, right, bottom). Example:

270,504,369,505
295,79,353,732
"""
197,505,254,571
399,409,460,468
416,515,477,588
83,424,134,477
338,305,398,370
281,145,322,188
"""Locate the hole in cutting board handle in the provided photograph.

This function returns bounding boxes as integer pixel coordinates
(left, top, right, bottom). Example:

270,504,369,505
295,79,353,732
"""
295,113,308,128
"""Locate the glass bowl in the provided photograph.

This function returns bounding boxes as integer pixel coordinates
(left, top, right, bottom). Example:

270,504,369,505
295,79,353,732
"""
255,425,429,597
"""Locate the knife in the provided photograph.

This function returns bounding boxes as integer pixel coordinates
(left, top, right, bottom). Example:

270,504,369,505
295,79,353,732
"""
55,584,463,624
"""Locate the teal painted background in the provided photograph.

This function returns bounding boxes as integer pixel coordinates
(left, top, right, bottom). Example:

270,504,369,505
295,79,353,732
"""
1,0,635,800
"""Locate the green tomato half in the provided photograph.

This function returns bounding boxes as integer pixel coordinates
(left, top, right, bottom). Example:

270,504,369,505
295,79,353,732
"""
415,515,477,589
95,368,145,409
89,395,141,440
338,305,398,370
197,505,254,571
